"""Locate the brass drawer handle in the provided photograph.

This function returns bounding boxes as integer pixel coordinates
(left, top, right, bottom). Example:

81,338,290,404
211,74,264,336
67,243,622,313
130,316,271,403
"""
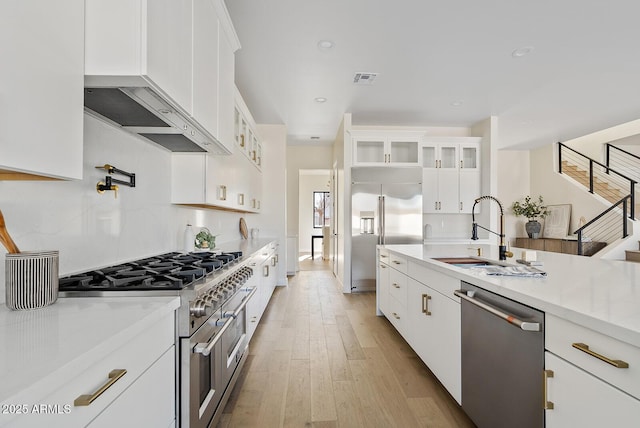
392,260,401,265
392,283,400,288
572,343,629,368
543,369,554,410
392,312,400,320
74,369,127,406
422,293,432,315
380,254,388,258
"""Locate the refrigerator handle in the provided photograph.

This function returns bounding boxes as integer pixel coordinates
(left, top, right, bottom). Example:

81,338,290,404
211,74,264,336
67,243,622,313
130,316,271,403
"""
380,195,386,245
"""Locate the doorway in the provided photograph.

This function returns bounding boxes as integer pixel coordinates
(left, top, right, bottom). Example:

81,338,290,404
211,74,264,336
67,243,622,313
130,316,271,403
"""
298,169,331,270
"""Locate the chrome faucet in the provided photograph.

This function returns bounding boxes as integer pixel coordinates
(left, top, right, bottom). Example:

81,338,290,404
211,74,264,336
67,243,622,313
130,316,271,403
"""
471,195,513,261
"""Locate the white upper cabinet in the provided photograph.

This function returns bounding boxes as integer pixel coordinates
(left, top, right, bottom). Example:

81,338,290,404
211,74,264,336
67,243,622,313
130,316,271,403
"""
422,137,481,214
85,0,239,154
234,87,263,171
352,131,421,166
0,0,84,180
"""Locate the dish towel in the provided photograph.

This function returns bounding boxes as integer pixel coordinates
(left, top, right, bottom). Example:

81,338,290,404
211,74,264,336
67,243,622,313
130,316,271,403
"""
469,265,547,277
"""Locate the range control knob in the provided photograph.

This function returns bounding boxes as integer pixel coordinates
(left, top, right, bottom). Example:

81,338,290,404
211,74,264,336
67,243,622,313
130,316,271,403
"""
190,299,211,318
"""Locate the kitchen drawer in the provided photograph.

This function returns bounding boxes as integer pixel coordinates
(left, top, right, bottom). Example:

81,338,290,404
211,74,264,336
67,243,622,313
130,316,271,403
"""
5,314,175,427
386,293,406,336
408,261,460,301
389,268,408,304
388,253,408,274
546,314,640,400
378,248,390,265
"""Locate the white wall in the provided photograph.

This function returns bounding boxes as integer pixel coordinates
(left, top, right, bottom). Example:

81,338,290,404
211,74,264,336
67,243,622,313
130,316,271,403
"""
298,172,330,252
286,145,333,237
0,115,269,302
496,149,531,243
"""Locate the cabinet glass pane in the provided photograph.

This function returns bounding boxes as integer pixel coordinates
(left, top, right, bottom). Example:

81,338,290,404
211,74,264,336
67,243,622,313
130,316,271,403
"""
240,119,248,148
390,141,418,163
461,147,477,169
356,140,385,163
440,147,456,169
422,147,436,168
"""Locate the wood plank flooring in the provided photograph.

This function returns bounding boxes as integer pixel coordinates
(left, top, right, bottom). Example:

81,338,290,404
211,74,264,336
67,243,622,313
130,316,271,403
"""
217,258,475,428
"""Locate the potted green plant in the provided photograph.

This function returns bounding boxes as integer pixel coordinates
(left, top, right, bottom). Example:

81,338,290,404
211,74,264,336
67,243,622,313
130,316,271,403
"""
194,227,217,250
511,195,549,239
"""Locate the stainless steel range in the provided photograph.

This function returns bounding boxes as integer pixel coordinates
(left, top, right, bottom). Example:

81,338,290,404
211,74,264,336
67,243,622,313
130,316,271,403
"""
59,250,256,428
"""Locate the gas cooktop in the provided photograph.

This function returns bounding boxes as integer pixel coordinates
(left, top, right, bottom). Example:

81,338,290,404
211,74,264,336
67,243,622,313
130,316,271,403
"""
59,251,243,291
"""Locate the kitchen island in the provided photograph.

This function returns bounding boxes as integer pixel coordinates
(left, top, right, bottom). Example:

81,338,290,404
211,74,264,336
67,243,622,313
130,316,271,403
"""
378,243,640,427
382,243,640,346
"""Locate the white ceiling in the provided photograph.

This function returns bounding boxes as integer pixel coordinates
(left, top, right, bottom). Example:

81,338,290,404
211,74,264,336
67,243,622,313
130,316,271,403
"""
225,0,640,149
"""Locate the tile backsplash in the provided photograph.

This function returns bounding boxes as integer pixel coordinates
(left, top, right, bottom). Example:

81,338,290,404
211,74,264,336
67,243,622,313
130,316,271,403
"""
1,115,251,303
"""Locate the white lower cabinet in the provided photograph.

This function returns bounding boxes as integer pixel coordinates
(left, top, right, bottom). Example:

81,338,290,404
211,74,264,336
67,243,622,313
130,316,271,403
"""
376,249,461,403
5,311,176,428
88,347,175,427
407,277,461,404
544,352,640,427
544,313,640,427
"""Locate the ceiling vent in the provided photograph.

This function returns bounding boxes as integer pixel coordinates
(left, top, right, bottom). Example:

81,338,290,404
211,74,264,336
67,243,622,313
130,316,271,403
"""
353,72,378,85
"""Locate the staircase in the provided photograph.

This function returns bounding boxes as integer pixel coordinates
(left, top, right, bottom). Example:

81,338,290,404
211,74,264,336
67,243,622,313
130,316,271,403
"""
557,142,636,256
560,160,640,217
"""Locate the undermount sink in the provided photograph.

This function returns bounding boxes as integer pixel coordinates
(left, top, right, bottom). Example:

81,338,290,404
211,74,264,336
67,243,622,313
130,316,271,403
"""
432,257,496,268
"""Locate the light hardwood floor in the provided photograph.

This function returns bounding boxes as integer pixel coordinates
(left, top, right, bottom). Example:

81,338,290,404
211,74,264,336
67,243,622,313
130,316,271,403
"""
217,258,475,428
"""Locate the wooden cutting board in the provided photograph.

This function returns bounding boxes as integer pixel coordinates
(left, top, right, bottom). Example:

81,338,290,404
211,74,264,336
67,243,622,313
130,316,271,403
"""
239,217,248,239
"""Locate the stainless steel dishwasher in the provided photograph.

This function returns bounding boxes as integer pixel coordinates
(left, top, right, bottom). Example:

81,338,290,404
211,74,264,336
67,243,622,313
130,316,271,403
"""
455,282,544,428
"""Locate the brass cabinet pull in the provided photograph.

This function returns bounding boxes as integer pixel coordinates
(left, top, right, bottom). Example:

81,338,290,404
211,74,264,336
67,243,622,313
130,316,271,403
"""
392,260,401,265
380,254,388,258
572,343,630,368
263,265,269,277
271,256,276,266
392,283,400,289
392,312,400,320
543,369,554,410
422,293,432,315
380,264,387,269
74,369,127,406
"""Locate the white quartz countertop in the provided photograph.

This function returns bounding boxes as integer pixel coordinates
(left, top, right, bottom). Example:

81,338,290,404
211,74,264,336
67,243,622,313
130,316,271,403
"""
0,296,180,406
382,243,640,348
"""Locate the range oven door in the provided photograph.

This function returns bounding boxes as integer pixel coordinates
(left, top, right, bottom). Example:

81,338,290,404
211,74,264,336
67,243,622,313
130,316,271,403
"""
220,287,255,384
181,314,231,428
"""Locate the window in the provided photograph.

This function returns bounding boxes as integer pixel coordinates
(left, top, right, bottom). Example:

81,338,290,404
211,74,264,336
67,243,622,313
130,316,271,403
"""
313,191,331,228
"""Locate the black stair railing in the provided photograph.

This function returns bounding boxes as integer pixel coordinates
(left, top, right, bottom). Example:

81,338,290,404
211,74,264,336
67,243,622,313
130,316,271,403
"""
605,143,640,185
558,142,636,219
574,196,630,255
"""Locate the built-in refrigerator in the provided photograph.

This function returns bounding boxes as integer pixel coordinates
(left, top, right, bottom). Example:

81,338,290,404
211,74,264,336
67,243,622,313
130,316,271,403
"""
351,167,422,291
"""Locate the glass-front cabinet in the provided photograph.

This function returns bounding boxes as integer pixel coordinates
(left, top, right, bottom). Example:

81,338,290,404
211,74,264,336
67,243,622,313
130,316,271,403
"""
421,138,481,214
352,132,421,166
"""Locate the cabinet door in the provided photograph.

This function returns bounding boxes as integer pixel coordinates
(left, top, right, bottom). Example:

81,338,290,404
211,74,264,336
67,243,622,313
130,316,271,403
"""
88,348,175,428
377,261,390,315
0,0,84,180
354,138,386,164
438,168,460,212
388,139,419,165
459,143,479,170
217,27,236,153
407,278,461,404
192,0,219,139
458,170,480,213
146,0,193,111
422,169,439,213
545,352,640,427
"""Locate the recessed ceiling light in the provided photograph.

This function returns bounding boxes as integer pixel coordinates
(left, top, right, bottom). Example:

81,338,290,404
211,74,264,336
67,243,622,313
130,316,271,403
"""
512,46,534,58
314,97,327,103
317,40,334,50
450,100,463,107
